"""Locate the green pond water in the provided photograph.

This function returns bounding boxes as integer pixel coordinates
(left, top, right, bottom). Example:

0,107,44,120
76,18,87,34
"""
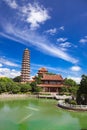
0,98,87,130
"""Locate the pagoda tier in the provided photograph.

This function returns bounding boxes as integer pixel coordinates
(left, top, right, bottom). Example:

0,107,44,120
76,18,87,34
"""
21,48,30,82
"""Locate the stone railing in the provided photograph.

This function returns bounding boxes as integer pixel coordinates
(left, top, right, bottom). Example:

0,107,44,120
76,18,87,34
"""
58,101,87,111
54,95,72,100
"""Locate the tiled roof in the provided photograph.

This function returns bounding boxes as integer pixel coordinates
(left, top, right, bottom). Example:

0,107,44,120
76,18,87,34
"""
41,74,63,81
38,67,48,72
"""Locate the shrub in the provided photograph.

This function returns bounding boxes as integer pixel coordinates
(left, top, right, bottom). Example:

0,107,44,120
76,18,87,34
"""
65,98,70,103
69,100,77,105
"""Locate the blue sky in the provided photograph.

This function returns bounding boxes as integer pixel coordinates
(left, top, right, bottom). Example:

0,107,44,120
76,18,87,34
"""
0,0,87,83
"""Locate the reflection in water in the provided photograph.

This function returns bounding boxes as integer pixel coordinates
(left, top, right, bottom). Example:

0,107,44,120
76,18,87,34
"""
25,106,39,111
69,110,87,129
18,113,33,124
81,129,87,130
0,98,87,130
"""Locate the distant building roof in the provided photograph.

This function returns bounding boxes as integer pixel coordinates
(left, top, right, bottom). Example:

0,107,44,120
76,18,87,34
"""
38,68,48,75
41,74,63,81
38,67,48,72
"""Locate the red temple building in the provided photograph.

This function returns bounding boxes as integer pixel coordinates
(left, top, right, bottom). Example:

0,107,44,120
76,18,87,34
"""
36,67,64,93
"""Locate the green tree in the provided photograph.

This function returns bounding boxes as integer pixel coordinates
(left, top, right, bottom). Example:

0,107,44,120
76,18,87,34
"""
0,82,7,93
64,78,79,96
59,86,69,95
11,83,20,94
68,86,79,96
0,77,20,94
34,75,42,84
13,76,21,82
30,75,42,93
76,75,87,105
20,83,31,93
30,82,41,93
64,78,77,87
0,77,13,93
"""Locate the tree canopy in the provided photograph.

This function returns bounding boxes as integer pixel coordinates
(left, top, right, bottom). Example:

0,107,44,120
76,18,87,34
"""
20,83,31,93
64,78,77,87
13,76,21,82
0,77,20,94
60,78,79,96
0,77,41,94
76,75,87,105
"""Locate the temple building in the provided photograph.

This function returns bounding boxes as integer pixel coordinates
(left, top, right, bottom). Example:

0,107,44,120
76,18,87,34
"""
38,67,48,76
21,48,30,83
20,49,64,92
35,67,64,93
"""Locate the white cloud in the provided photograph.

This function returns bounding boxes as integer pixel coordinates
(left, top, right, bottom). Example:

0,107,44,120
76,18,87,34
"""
3,1,50,30
0,63,3,67
70,66,81,71
67,76,81,83
79,36,87,43
57,38,71,51
57,38,67,42
0,68,20,78
85,36,87,38
59,42,71,48
79,39,87,43
3,0,18,9
0,32,25,44
0,57,19,67
45,26,64,35
45,28,57,35
59,26,64,31
57,38,77,51
0,23,78,64
20,3,50,30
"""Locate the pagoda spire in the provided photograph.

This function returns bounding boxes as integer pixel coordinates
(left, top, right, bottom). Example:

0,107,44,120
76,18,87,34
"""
21,48,30,83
